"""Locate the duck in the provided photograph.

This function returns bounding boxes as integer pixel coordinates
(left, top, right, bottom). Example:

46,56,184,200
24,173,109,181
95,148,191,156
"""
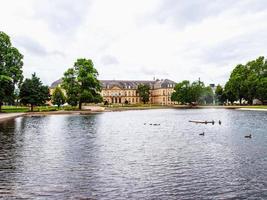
244,134,252,138
218,120,222,125
153,123,160,126
199,132,205,136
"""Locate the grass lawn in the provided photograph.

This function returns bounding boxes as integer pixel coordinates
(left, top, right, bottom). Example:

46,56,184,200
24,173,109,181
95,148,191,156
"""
0,105,78,113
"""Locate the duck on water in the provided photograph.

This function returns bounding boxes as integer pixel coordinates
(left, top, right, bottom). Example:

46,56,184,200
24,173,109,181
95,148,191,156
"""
245,134,252,138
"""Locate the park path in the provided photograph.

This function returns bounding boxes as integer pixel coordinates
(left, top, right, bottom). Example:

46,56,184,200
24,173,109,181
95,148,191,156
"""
0,113,25,122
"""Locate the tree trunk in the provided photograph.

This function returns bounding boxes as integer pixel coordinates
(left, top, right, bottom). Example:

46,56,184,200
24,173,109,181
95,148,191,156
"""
31,104,33,112
79,101,82,110
239,98,242,105
0,103,2,112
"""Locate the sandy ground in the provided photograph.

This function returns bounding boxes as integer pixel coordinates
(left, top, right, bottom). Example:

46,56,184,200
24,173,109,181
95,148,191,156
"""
237,108,267,111
0,113,26,122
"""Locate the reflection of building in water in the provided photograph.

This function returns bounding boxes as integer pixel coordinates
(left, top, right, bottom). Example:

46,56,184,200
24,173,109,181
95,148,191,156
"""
51,79,176,105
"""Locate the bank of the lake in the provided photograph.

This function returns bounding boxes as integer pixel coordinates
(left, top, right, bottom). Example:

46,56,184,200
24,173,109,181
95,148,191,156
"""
0,113,26,122
0,105,266,123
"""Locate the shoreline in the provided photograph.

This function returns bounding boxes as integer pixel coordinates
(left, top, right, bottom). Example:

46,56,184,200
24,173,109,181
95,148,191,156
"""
0,113,26,123
1,106,266,123
236,108,267,111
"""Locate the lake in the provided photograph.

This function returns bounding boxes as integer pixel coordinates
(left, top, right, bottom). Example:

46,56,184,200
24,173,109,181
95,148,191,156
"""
0,109,266,199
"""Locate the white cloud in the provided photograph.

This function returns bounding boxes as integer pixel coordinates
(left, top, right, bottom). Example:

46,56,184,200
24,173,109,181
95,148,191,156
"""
1,0,267,85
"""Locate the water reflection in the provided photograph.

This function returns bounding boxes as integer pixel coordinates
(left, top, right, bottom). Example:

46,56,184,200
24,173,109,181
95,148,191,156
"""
0,109,266,199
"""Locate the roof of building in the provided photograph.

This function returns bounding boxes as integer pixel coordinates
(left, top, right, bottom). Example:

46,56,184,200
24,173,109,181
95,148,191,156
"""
50,79,176,89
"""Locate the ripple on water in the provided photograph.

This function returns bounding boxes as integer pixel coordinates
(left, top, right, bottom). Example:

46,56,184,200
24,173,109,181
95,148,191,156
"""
0,109,267,199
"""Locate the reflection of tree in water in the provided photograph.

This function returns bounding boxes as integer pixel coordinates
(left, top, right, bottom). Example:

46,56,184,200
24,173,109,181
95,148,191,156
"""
0,118,23,197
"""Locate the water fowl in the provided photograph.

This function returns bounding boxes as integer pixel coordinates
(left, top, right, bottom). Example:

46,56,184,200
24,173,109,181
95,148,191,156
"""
244,134,252,138
199,132,205,136
219,120,222,125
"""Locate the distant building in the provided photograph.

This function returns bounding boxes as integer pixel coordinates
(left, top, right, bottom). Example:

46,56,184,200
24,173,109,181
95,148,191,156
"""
50,79,177,105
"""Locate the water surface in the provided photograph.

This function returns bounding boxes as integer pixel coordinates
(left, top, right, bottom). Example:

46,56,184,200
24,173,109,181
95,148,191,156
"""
0,109,266,199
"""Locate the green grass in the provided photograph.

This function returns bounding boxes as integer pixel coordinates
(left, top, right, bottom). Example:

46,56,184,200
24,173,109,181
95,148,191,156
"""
1,106,29,113
1,105,81,113
1,106,58,113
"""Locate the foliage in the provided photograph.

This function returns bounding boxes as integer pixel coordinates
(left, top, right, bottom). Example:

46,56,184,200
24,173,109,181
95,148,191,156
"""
200,86,214,104
61,68,79,107
0,31,24,111
19,73,50,111
137,84,150,104
171,80,211,105
51,86,66,108
224,56,267,105
62,58,102,109
215,84,225,104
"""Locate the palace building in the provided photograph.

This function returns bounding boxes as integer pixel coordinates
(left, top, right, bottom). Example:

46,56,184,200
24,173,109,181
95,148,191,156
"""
51,78,176,105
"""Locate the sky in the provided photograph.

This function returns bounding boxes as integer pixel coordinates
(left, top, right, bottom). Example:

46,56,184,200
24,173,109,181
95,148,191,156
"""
1,0,267,86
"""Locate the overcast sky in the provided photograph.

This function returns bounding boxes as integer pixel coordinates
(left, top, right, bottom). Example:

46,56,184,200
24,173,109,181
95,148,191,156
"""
1,0,267,86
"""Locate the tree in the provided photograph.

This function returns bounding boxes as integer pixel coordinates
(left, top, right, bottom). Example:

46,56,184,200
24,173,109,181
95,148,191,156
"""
224,64,249,105
215,84,225,104
62,58,102,109
256,77,267,103
224,56,267,105
171,80,191,104
200,86,214,104
61,68,79,107
171,80,205,105
0,31,23,111
51,86,66,108
137,84,150,104
19,73,50,111
190,80,205,103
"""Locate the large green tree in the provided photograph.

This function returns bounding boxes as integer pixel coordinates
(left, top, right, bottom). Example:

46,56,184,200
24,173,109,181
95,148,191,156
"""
171,80,191,104
215,84,226,104
200,86,214,104
0,31,23,111
224,56,267,105
256,77,267,103
62,58,102,109
61,68,80,107
171,80,205,105
224,64,249,105
51,86,66,108
137,84,150,104
19,73,50,111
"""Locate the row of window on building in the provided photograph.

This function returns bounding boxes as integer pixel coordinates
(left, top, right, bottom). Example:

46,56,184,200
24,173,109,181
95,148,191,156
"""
103,90,174,97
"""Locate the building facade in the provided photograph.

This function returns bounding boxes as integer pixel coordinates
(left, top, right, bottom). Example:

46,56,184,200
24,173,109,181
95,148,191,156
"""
51,79,176,105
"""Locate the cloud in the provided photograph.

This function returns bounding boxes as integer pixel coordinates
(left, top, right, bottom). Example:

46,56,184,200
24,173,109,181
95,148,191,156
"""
13,36,65,57
150,0,267,29
1,0,267,86
100,55,119,65
33,0,91,35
